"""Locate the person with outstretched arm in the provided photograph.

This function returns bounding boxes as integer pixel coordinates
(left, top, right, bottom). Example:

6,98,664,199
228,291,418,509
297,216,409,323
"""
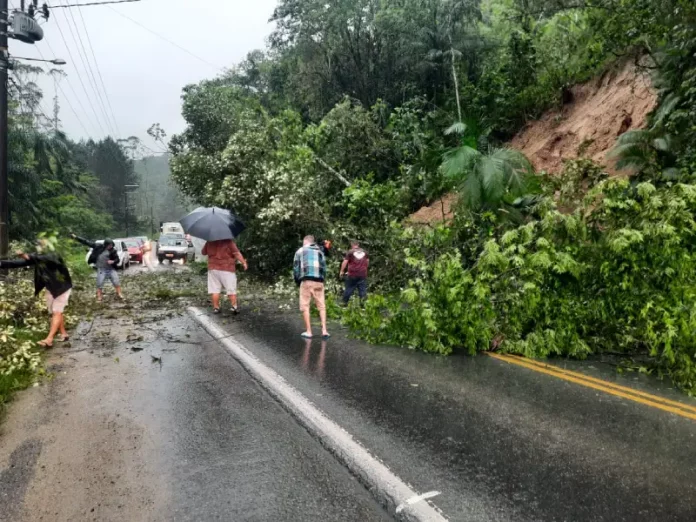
70,234,124,302
0,239,72,348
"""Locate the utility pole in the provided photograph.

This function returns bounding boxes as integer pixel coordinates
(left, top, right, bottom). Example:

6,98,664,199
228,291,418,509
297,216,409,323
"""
0,0,9,258
124,184,138,237
0,1,139,255
0,2,48,257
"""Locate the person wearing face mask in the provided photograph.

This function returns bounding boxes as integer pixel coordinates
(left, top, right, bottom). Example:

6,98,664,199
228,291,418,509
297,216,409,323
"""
0,237,73,348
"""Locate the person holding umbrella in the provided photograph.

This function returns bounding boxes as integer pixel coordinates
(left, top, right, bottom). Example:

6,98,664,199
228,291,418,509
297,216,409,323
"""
179,207,248,314
202,239,248,314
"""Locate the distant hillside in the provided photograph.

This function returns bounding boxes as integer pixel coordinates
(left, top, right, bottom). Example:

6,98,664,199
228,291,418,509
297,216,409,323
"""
133,154,192,234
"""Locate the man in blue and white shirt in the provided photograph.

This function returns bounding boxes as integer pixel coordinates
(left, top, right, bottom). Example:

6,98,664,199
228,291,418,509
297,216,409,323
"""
293,235,330,339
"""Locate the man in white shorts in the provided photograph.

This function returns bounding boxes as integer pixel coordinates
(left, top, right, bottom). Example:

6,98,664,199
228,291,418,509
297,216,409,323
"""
201,239,248,314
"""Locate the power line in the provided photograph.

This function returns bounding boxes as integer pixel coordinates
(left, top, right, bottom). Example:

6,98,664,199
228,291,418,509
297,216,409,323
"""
35,41,99,137
140,142,167,156
49,4,110,137
75,3,121,137
55,80,93,137
38,42,155,167
107,5,224,71
57,0,118,137
48,0,141,7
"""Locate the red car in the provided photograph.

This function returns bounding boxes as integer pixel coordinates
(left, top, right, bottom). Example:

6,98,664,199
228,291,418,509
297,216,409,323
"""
121,238,144,263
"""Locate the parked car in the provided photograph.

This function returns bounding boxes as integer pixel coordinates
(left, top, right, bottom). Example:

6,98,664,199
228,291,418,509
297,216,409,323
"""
119,238,145,264
85,240,130,270
157,234,195,264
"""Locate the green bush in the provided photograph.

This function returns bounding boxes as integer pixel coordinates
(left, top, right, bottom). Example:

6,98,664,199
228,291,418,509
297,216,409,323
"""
345,175,696,394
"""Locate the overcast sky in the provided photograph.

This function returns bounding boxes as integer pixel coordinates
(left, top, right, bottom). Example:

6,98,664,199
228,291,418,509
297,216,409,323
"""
10,0,278,154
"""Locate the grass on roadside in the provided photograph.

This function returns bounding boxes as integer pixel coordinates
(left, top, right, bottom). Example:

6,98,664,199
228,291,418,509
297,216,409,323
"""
0,369,35,419
0,243,93,418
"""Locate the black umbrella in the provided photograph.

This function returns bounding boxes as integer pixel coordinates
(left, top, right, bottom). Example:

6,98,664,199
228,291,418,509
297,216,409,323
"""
179,207,246,242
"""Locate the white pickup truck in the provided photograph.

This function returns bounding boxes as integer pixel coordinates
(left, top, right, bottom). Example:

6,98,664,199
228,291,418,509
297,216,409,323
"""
160,222,185,236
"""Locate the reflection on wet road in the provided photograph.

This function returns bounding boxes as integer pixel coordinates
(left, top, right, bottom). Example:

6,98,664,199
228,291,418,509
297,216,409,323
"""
301,339,327,378
206,307,696,522
0,310,390,522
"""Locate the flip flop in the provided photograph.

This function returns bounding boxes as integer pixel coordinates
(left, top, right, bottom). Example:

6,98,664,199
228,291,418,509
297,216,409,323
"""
58,336,70,343
37,340,53,348
300,332,313,339
321,333,331,340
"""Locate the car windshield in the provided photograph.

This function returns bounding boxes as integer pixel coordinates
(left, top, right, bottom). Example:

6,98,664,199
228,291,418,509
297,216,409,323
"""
160,237,185,247
124,240,140,248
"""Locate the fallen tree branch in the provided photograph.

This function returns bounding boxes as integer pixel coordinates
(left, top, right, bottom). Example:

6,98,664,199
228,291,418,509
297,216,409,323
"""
313,155,351,187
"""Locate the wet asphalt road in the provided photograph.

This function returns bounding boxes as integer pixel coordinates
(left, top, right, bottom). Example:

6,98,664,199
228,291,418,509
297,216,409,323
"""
3,258,696,521
0,311,390,521
147,315,390,521
208,304,696,522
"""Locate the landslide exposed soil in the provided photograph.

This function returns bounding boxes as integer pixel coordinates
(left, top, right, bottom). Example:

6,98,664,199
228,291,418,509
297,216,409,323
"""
409,61,657,225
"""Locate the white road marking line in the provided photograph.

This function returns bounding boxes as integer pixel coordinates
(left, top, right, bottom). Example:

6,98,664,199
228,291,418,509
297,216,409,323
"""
396,491,442,513
188,307,448,522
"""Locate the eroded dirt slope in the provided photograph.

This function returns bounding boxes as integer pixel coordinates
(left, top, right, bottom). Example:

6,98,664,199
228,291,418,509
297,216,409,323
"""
510,61,656,174
409,61,657,224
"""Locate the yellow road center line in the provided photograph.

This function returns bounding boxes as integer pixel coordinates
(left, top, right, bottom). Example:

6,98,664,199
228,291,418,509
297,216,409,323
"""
500,354,696,414
487,352,696,421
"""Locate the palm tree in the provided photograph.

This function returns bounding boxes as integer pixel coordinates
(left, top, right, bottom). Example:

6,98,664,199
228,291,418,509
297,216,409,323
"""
440,122,535,212
609,128,679,181
9,128,85,237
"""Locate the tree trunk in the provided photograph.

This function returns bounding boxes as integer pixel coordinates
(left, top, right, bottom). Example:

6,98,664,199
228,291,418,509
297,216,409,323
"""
450,46,462,123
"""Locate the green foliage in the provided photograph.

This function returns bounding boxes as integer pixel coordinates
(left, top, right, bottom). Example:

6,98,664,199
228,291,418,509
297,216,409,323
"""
341,178,408,228
0,273,48,411
168,0,696,395
7,65,126,242
440,121,535,212
606,0,696,177
347,172,696,394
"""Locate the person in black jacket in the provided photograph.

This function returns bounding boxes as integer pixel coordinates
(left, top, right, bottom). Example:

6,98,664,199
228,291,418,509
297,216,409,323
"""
70,234,124,302
0,240,72,348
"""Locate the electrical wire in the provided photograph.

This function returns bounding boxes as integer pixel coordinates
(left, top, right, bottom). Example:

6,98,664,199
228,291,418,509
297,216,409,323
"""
57,0,118,137
74,2,122,137
141,142,168,156
34,41,99,138
38,43,161,167
35,45,130,178
49,5,110,137
19,5,166,162
10,75,59,132
106,5,224,72
48,0,142,8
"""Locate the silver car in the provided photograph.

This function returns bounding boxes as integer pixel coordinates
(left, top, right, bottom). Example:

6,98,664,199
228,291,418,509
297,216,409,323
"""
157,235,195,264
